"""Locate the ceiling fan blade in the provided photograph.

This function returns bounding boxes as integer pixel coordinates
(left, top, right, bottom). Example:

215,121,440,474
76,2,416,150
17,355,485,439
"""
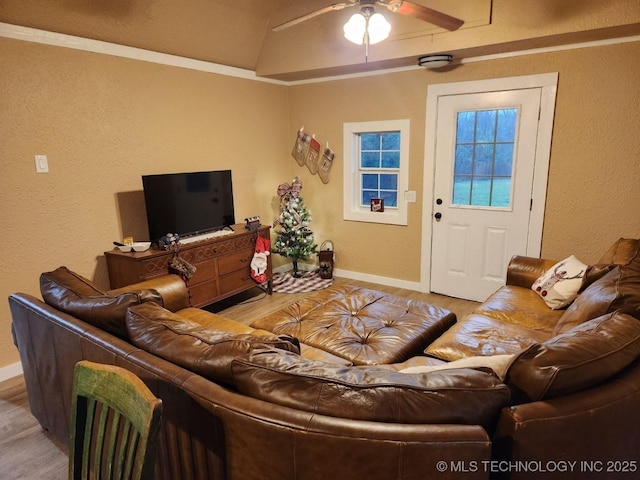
382,1,464,31
272,2,356,32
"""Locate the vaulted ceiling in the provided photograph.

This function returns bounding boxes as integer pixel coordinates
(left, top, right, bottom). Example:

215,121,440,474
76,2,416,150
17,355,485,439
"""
1,0,639,81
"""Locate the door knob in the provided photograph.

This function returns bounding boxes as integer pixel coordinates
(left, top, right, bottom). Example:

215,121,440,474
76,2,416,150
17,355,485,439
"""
434,212,442,220
436,198,443,205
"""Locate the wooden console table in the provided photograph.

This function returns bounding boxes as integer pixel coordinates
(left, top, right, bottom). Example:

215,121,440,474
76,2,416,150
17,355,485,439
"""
105,224,272,308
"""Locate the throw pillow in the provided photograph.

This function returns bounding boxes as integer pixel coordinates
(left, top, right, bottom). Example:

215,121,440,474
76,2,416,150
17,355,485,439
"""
506,310,640,402
531,255,587,309
40,266,162,339
399,354,515,381
231,348,510,428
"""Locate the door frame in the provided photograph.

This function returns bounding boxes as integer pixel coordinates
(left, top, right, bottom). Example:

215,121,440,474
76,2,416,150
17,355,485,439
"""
420,73,558,294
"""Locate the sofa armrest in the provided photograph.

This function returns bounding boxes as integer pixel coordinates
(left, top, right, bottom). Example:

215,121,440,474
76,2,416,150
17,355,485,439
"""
506,256,557,289
493,359,640,477
108,274,189,312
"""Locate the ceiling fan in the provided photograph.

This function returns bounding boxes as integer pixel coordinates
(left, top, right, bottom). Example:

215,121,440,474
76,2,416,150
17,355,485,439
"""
272,0,464,33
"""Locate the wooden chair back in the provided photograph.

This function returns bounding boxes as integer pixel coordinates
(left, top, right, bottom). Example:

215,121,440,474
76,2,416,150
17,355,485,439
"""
69,360,162,480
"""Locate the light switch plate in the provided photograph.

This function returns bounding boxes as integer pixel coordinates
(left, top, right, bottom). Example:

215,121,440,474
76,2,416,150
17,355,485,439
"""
35,155,49,173
405,190,417,203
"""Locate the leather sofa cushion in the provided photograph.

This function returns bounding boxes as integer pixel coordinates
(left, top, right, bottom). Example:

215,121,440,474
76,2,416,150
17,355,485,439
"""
596,238,640,265
231,348,510,428
424,314,551,361
581,263,617,290
425,285,558,361
472,285,563,330
554,262,640,334
177,306,353,365
175,307,277,335
126,302,300,385
506,310,640,401
40,266,162,339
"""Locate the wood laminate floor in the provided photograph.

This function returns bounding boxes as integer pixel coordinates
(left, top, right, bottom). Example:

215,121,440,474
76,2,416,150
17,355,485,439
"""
0,277,478,479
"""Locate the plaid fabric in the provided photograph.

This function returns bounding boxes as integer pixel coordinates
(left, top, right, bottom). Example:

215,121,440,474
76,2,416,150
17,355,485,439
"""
272,271,333,294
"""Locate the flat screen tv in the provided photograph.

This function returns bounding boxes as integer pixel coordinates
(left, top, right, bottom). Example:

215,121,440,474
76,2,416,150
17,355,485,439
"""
142,170,235,243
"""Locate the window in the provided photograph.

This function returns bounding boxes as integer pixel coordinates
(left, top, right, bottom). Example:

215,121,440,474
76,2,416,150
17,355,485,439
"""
343,119,410,225
453,108,517,208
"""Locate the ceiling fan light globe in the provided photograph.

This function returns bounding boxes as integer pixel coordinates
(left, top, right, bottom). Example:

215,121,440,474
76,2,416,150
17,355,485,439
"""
367,13,391,44
344,13,366,45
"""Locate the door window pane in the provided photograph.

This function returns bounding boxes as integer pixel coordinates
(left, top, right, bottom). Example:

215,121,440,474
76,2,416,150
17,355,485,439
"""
456,111,475,143
496,109,517,142
453,108,517,207
454,145,473,174
475,110,496,143
453,175,471,204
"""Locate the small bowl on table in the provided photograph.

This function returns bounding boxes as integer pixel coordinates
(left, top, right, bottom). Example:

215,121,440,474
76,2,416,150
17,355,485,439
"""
117,242,151,253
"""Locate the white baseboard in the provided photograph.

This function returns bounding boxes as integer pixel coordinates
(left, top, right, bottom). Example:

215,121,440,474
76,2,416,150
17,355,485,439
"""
333,268,424,292
0,361,23,383
273,262,425,293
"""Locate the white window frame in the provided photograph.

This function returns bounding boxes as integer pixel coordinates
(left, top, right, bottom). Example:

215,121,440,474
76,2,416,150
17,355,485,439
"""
343,119,410,225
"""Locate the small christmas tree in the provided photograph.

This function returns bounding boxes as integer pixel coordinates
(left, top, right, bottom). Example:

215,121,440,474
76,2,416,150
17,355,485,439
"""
273,178,317,277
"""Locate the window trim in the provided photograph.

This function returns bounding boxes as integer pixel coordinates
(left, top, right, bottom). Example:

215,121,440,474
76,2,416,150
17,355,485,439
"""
343,119,410,225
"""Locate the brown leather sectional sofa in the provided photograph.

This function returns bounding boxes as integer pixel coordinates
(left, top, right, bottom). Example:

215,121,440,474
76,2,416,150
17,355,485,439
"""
9,238,640,480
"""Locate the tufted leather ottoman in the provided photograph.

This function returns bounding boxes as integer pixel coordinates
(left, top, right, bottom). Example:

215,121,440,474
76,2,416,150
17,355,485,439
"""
251,284,456,365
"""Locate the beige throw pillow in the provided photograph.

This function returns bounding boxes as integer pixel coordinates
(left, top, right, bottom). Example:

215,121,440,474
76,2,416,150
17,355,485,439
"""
531,255,587,309
399,354,515,381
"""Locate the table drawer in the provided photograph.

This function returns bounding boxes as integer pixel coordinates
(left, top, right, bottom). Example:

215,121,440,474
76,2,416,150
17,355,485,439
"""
190,259,217,284
218,249,254,276
219,268,254,295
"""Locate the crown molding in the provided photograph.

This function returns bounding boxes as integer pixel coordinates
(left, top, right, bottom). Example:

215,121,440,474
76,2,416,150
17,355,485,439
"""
0,22,286,85
2,22,639,85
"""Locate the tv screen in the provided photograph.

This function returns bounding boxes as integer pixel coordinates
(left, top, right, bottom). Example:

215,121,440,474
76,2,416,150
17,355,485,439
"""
142,170,235,242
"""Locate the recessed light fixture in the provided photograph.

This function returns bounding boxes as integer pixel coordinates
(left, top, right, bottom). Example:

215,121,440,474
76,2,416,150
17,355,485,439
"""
418,54,453,69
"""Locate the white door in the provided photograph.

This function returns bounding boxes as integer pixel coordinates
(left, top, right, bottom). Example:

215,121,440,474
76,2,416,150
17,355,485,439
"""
430,88,543,302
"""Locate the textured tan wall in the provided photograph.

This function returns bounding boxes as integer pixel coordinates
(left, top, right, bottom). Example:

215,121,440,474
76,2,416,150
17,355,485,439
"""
1,38,290,369
2,35,640,371
288,40,640,281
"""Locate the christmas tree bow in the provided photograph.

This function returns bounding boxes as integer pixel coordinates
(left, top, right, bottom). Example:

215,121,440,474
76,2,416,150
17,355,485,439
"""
277,179,302,199
275,178,304,228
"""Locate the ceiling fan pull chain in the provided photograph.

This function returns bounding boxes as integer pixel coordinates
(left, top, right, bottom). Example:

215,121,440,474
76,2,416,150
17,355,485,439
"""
365,32,369,62
364,11,370,62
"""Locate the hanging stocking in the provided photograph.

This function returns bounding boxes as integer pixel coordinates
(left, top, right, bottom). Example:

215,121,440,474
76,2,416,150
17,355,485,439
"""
250,236,271,284
305,135,321,174
318,144,335,184
169,256,197,281
291,126,310,166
